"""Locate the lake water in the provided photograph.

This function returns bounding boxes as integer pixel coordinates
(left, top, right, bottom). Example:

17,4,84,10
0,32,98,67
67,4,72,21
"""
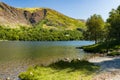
0,41,94,80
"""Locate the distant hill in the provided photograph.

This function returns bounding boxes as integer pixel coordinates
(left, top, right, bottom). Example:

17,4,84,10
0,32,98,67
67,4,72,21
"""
0,2,85,30
77,19,86,23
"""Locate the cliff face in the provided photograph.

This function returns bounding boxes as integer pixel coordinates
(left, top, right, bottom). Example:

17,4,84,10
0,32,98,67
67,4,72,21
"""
24,9,47,24
0,2,47,28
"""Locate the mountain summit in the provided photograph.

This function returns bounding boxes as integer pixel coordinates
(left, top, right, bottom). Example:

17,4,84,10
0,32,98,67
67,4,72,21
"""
0,2,85,30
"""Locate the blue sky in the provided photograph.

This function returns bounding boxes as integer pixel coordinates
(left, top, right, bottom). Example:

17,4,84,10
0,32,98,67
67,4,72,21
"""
0,0,120,21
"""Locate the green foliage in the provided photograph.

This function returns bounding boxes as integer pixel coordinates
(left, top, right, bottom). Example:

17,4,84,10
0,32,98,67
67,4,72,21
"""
82,40,120,53
0,26,83,41
84,14,105,43
107,6,120,40
82,43,107,53
107,52,120,56
36,19,48,27
81,5,120,56
19,59,99,80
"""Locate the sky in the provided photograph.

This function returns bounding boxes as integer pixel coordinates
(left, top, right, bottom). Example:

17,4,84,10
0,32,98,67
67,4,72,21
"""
0,0,120,21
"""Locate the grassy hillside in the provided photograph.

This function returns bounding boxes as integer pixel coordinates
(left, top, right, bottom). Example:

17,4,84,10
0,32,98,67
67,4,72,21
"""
0,2,86,30
43,9,86,30
23,8,86,30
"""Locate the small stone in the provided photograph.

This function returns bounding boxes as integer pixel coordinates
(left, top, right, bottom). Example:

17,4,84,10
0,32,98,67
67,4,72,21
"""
77,58,81,60
6,77,10,80
64,58,70,61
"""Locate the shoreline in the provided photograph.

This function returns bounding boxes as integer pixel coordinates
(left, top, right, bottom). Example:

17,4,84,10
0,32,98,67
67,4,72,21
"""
88,56,120,80
1,55,120,80
0,40,8,41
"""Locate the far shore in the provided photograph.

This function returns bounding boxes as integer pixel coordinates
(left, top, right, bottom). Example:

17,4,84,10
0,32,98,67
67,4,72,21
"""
0,40,8,41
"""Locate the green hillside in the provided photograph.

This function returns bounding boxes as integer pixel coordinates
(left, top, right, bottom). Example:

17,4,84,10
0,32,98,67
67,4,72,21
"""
0,2,86,41
23,8,86,30
42,9,86,30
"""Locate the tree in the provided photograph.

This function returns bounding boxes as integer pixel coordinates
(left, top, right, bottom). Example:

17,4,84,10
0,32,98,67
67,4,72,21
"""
107,6,120,40
85,14,105,43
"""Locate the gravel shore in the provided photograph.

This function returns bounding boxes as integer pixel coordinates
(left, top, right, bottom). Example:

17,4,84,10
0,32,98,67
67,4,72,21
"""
88,56,120,80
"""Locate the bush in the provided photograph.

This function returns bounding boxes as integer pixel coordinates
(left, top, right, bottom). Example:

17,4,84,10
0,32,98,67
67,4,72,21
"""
0,26,83,41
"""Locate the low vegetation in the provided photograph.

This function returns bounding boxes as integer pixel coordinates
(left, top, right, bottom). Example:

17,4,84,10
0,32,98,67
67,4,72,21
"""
0,26,83,41
19,59,99,80
82,40,120,56
107,52,120,56
82,43,107,53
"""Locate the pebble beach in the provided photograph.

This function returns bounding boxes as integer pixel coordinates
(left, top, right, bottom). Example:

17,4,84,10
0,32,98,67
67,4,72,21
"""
89,56,120,80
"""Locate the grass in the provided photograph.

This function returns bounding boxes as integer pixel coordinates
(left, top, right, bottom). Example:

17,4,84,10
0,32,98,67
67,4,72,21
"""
35,8,86,30
19,59,99,80
21,8,43,13
82,40,120,55
107,52,120,56
82,43,108,53
0,7,2,10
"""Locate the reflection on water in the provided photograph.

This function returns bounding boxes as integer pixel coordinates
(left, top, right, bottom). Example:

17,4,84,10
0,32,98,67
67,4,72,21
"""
0,41,94,80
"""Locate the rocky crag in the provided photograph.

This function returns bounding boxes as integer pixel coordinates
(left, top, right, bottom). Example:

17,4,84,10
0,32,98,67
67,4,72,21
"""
0,2,47,28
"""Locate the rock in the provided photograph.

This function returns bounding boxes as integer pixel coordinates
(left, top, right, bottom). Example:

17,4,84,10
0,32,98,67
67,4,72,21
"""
0,2,47,28
29,9,46,24
6,77,10,80
64,58,70,62
77,58,81,60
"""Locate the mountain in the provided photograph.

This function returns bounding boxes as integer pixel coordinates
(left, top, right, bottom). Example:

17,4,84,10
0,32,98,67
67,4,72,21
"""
0,2,85,30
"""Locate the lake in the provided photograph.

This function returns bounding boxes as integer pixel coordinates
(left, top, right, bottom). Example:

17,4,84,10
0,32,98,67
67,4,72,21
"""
0,41,94,80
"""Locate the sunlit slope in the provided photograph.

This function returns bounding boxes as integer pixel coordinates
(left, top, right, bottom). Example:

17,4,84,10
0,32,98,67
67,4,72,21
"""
24,8,86,30
0,2,86,30
43,9,86,30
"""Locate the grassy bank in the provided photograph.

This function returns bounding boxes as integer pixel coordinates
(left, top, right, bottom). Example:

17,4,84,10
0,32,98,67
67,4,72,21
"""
19,59,99,80
82,40,120,56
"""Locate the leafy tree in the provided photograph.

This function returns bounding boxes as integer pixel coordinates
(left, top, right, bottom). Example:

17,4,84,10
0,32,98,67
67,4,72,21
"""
85,14,105,43
107,6,120,40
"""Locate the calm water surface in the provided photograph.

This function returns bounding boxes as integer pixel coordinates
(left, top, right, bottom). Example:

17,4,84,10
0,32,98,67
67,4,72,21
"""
0,41,94,80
